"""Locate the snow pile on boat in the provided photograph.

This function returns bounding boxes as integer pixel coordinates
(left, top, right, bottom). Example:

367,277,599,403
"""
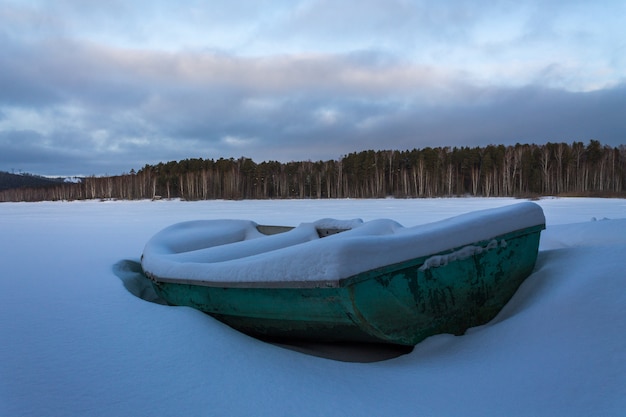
141,202,545,284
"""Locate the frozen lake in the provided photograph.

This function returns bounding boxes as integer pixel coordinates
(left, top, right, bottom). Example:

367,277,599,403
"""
1,197,625,416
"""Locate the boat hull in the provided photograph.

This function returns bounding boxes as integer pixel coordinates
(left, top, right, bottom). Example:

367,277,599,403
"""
148,225,543,346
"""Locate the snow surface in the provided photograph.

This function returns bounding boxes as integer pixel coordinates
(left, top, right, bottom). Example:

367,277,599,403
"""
1,197,625,416
141,202,545,283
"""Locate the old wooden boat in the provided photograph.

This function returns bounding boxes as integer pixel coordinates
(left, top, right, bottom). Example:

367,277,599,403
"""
141,202,545,346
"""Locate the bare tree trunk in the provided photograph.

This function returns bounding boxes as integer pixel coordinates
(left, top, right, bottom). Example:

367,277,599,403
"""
541,146,551,194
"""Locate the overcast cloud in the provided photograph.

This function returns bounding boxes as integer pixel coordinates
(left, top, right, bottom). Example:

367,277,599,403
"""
1,0,625,176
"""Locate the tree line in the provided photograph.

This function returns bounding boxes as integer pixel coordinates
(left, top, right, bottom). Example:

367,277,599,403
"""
1,140,625,202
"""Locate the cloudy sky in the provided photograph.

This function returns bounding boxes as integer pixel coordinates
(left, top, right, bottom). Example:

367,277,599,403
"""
1,0,625,176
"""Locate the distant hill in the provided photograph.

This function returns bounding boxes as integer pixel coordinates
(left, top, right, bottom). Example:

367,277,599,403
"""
0,171,66,191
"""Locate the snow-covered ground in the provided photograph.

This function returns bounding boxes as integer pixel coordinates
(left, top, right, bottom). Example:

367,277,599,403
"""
1,197,625,416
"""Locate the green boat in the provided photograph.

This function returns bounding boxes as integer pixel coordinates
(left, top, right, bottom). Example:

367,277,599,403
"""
141,202,545,346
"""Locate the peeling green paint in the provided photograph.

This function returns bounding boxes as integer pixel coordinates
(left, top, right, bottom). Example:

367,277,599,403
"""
148,225,544,346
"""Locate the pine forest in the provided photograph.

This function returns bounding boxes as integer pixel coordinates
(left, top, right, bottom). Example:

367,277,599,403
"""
1,141,625,202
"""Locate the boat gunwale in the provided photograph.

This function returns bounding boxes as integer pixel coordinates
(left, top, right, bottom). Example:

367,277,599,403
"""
144,223,545,290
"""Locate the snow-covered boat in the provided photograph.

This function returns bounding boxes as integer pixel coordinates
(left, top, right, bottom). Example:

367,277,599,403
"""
141,202,545,346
